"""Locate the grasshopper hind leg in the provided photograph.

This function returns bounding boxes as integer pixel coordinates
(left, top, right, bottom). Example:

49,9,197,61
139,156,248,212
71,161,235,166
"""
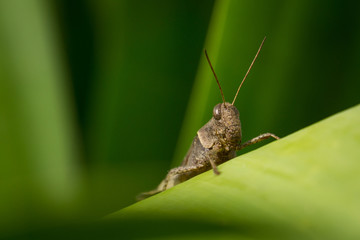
136,189,162,201
136,179,167,201
136,164,206,201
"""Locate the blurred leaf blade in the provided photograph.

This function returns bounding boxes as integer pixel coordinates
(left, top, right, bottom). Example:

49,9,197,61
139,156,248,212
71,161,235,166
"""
0,0,82,232
110,104,360,239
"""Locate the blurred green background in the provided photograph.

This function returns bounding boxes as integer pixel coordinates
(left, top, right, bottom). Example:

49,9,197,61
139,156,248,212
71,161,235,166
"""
0,0,359,237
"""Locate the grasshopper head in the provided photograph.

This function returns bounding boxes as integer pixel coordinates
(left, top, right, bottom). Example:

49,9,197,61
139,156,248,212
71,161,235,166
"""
212,102,242,149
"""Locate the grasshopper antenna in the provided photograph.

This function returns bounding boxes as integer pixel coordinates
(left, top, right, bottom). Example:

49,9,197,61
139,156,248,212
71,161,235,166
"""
205,49,226,105
232,36,266,105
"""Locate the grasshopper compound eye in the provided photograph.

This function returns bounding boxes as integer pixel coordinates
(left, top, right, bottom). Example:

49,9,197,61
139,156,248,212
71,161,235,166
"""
213,103,222,120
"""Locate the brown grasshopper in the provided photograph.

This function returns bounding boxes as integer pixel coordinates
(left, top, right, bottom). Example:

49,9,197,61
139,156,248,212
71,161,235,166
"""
137,37,279,200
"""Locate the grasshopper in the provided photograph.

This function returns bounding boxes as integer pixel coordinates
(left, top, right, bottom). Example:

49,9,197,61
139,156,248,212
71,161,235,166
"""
137,37,279,200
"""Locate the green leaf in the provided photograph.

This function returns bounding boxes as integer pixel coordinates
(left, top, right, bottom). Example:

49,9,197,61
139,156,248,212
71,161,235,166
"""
108,104,360,239
0,0,82,231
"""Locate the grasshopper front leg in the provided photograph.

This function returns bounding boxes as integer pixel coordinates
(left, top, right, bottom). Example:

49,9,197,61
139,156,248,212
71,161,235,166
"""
237,133,279,151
